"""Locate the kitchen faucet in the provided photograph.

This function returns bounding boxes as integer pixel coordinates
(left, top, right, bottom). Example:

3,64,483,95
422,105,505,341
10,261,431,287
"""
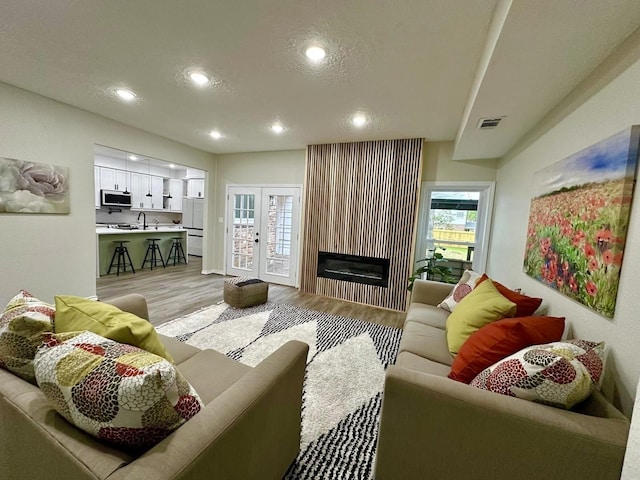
137,211,147,230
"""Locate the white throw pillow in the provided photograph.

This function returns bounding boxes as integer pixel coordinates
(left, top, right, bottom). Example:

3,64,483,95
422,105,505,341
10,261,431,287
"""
437,269,482,312
35,330,203,450
470,339,605,409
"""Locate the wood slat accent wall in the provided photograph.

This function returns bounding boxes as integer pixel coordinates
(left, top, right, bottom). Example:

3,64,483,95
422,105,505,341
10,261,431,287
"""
300,138,423,311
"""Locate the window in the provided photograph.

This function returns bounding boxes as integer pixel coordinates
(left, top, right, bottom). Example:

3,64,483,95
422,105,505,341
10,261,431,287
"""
415,182,495,282
233,194,255,224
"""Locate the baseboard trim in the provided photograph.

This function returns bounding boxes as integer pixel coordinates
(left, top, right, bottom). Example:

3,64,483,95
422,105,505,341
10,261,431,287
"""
87,295,99,300
201,269,225,275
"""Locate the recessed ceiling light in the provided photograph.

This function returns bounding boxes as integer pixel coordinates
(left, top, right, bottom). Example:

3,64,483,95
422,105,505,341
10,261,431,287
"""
209,130,222,139
169,164,175,169
115,89,137,102
305,46,326,62
271,123,285,134
128,155,138,161
189,71,210,86
352,114,367,127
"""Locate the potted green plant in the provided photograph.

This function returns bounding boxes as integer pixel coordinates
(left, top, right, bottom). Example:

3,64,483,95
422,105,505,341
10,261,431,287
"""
407,247,455,291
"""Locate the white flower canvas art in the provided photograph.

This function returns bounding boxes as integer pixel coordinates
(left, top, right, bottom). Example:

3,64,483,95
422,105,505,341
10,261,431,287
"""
0,157,70,214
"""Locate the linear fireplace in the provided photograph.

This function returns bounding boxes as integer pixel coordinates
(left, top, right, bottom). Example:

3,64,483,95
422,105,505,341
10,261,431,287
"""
317,251,390,288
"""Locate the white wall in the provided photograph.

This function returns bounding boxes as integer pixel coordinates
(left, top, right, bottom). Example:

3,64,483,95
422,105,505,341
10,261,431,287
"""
622,379,640,478
0,83,215,306
489,36,640,415
212,150,306,271
422,141,497,182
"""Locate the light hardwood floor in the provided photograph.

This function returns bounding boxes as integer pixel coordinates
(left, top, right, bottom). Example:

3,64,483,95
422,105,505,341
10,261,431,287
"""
96,256,407,328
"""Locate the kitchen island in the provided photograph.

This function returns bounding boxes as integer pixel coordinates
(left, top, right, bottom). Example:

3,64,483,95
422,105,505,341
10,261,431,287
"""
96,226,187,277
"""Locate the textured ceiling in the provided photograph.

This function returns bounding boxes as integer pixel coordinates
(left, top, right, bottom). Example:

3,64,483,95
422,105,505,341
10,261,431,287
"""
1,1,639,158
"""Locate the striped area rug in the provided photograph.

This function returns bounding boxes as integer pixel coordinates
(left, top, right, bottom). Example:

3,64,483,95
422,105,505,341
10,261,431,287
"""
157,302,402,480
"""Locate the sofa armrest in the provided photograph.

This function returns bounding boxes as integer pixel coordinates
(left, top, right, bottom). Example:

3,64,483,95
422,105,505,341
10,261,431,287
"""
102,294,149,321
410,279,453,307
375,366,629,480
108,340,309,480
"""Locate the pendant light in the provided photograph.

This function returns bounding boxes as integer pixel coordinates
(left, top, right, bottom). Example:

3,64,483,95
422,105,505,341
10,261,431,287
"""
166,163,174,199
145,159,152,197
122,153,130,194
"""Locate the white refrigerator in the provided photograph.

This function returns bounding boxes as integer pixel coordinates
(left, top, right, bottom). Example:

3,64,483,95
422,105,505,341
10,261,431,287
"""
182,197,204,256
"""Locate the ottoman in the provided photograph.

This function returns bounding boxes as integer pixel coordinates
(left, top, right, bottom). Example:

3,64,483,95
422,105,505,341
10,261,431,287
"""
224,277,269,308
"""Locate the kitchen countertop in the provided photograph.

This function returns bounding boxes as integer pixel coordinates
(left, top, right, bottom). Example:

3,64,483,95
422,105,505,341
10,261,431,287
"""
96,226,186,234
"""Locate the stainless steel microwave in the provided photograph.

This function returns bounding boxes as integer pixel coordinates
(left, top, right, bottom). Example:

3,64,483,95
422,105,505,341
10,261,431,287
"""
101,190,132,207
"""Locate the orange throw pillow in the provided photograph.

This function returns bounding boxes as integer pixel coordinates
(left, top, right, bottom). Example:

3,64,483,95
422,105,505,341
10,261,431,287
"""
448,315,565,384
476,274,542,317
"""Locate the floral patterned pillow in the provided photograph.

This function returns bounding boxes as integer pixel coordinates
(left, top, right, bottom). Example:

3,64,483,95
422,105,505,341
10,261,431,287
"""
470,339,604,410
34,331,203,450
0,290,55,383
437,269,483,312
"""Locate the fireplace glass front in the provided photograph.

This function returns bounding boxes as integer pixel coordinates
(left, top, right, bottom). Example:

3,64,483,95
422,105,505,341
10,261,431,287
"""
317,251,390,287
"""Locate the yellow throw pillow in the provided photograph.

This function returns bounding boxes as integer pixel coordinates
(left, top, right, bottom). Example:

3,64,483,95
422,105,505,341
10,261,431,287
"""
54,295,174,363
445,279,516,356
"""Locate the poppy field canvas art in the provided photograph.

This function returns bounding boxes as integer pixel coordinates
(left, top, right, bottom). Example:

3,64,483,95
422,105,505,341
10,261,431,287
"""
523,126,639,318
0,157,70,214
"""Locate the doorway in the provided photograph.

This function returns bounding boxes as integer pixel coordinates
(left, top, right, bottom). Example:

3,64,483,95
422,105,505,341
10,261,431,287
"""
226,186,301,286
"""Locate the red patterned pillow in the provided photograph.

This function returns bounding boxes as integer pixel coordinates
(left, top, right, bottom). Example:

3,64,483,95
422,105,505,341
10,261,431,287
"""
470,339,604,409
0,290,55,382
448,316,565,383
34,331,203,450
437,269,482,312
475,274,542,317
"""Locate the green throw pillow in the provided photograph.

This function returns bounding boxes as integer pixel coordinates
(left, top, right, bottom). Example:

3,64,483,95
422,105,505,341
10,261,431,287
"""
54,295,173,363
445,279,516,356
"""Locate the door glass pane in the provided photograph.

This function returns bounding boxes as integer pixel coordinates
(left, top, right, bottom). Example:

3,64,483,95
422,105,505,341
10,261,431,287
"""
265,195,293,276
426,191,479,282
231,194,255,271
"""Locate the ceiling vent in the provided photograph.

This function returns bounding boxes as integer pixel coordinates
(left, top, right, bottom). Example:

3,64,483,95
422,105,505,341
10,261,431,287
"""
477,116,505,130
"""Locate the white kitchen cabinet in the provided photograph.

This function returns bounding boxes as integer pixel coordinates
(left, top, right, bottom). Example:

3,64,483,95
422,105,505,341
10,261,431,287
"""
151,175,163,210
131,173,164,210
130,173,146,209
187,178,205,198
99,167,129,192
164,179,184,212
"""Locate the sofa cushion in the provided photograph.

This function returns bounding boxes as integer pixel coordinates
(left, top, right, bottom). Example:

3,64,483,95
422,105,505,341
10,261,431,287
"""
395,351,452,377
0,290,55,383
445,279,516,355
470,339,605,410
54,295,173,363
399,321,453,366
476,274,543,317
176,348,251,404
0,367,135,479
34,331,203,450
437,269,482,312
159,333,201,365
448,316,565,384
404,303,449,330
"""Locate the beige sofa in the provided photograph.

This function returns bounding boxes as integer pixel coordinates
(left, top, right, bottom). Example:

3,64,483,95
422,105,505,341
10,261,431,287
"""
375,279,630,480
0,294,308,480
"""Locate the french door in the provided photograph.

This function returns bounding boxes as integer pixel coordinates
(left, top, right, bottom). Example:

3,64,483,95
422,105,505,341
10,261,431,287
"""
226,186,301,286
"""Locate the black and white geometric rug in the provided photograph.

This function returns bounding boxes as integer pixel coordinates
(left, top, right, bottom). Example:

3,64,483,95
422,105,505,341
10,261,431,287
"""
156,302,402,480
